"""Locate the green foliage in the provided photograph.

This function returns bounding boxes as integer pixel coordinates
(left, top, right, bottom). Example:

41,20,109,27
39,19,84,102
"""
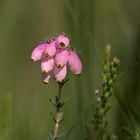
93,45,120,140
123,127,140,140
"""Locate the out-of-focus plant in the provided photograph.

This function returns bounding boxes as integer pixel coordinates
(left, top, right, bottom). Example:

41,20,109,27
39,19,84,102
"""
30,34,82,140
93,45,120,140
122,127,140,140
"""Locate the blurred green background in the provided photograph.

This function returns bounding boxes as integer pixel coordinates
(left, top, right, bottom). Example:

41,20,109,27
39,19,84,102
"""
0,0,140,139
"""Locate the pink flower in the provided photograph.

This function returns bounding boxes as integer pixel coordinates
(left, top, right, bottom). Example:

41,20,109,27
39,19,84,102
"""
44,41,56,57
42,72,52,84
31,34,82,84
68,51,82,75
54,65,67,82
55,49,69,68
30,43,46,62
55,34,69,49
41,58,55,73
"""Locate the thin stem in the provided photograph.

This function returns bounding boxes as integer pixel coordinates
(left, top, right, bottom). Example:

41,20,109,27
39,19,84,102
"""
58,83,62,105
94,46,120,140
52,82,63,140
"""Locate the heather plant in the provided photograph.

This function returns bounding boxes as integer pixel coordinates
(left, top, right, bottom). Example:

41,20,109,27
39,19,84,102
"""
93,45,120,140
30,34,82,140
1,0,140,140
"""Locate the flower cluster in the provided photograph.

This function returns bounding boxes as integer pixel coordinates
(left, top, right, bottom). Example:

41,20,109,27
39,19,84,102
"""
30,34,82,84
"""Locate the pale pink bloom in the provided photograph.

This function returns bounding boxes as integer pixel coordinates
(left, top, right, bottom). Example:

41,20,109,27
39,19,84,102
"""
44,41,56,57
68,51,82,75
55,34,69,48
41,58,55,73
54,65,67,82
30,44,46,61
55,49,69,68
42,72,52,84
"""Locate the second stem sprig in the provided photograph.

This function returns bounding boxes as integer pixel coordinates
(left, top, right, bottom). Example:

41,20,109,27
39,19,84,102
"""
94,45,120,140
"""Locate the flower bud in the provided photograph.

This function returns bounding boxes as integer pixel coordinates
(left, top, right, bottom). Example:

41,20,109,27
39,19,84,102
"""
54,65,67,82
30,44,46,61
55,34,69,48
55,49,69,68
42,72,51,84
44,41,56,57
41,58,54,73
68,51,82,75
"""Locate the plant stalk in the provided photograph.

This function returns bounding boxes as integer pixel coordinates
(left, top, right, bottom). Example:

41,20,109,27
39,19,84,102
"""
52,82,63,140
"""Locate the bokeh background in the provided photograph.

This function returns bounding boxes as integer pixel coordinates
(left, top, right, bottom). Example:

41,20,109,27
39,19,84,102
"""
0,0,140,140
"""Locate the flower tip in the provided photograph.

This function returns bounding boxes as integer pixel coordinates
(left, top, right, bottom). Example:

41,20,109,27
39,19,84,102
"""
55,78,60,82
106,44,111,53
75,72,82,76
56,78,65,83
30,57,36,62
44,41,56,57
54,65,67,82
56,64,62,68
56,34,69,48
95,89,99,95
41,70,48,74
59,42,66,48
56,79,63,82
42,81,49,84
44,51,49,57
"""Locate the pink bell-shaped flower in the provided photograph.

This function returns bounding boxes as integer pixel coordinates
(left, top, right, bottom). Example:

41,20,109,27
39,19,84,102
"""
55,34,69,49
68,51,82,75
44,41,56,57
31,34,83,84
42,72,52,84
41,58,55,73
30,43,46,62
55,49,69,68
54,65,67,82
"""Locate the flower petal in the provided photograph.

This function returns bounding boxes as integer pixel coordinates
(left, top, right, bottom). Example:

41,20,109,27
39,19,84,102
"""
44,41,56,57
55,49,69,68
54,65,67,82
56,34,69,49
41,58,55,73
68,51,82,75
30,43,46,62
42,72,52,84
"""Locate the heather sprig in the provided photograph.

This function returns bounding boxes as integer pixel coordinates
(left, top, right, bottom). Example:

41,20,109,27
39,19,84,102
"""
93,45,120,140
30,34,82,140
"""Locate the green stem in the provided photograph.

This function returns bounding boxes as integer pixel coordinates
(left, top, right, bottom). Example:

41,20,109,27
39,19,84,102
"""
58,83,62,108
52,82,63,140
